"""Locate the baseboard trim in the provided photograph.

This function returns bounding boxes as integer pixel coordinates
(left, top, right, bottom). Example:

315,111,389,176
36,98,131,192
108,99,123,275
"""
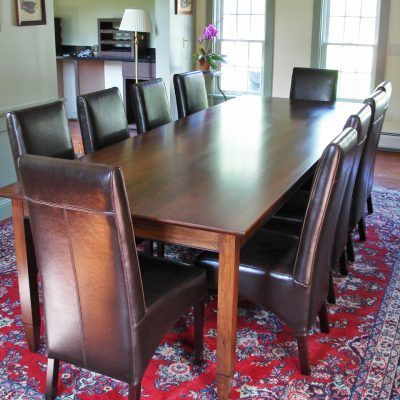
0,198,12,221
378,132,400,151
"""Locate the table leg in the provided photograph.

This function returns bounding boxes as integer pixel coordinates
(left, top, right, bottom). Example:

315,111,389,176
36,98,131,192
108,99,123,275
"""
216,234,240,400
12,199,41,352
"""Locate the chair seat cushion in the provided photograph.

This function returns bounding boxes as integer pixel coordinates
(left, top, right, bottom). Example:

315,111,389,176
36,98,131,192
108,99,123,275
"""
271,189,309,225
139,254,206,308
196,229,299,290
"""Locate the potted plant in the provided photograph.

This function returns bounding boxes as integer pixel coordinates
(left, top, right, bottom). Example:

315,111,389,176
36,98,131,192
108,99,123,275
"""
193,24,226,71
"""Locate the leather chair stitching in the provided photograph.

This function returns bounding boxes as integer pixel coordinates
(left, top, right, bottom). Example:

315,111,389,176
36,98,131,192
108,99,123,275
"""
63,208,87,367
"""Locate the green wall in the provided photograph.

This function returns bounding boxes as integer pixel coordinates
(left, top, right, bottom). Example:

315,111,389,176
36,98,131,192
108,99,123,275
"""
0,0,58,221
54,0,155,46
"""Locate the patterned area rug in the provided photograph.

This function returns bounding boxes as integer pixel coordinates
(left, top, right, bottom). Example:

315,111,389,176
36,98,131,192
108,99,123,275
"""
0,186,399,399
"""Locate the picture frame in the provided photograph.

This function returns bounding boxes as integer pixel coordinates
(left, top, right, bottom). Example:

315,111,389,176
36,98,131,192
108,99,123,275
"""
175,0,193,15
15,0,47,26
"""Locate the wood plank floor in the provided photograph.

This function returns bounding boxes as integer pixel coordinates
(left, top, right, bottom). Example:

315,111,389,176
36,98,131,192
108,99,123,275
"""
69,120,400,190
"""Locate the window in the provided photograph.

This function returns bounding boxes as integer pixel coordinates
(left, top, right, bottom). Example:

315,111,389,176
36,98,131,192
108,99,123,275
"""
319,0,382,100
215,0,266,95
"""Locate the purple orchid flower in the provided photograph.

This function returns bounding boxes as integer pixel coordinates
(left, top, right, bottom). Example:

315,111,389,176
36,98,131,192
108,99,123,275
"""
203,24,218,40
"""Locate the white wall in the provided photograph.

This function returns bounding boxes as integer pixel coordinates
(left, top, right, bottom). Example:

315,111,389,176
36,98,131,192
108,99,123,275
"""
382,0,400,133
271,0,314,98
0,0,58,220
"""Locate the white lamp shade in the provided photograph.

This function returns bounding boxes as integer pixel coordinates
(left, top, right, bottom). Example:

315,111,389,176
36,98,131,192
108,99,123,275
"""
119,9,152,32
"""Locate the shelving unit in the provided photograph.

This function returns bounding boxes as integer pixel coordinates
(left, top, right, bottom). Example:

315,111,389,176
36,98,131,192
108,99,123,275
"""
98,18,149,58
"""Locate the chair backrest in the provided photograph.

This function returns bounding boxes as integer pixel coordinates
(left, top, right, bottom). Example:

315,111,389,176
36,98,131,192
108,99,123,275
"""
375,80,392,109
350,89,386,227
77,87,130,154
332,104,371,265
6,101,75,169
290,67,338,103
18,155,145,382
294,127,357,320
173,71,209,118
130,78,172,134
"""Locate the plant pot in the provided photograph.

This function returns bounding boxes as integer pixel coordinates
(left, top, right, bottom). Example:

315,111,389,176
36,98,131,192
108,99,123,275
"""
198,59,211,71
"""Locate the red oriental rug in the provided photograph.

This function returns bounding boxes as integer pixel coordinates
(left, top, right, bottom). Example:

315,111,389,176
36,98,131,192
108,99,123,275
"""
0,186,399,399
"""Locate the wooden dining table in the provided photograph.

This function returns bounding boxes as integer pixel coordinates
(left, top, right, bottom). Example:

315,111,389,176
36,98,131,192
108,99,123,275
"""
0,96,359,399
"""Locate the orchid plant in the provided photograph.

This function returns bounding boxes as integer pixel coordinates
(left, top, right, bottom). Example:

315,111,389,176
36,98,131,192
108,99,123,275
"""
193,24,226,70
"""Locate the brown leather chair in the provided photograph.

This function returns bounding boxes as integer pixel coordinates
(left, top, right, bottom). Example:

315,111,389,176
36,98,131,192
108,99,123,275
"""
77,87,130,154
364,81,393,214
173,71,208,118
267,104,372,283
290,67,338,103
6,101,76,351
131,78,172,134
196,127,357,375
6,100,75,169
347,89,387,252
331,104,371,280
18,154,206,400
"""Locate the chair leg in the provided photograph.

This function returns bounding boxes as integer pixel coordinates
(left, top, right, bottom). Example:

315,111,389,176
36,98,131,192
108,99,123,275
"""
358,217,367,242
45,358,59,400
193,300,205,363
347,234,355,263
156,242,165,258
318,303,330,334
144,240,154,256
327,271,336,305
128,383,141,400
367,195,374,214
295,335,310,375
339,252,348,276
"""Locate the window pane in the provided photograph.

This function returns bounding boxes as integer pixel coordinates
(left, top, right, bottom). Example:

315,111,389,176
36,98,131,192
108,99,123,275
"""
355,46,373,73
221,41,236,65
361,0,377,17
343,17,360,42
249,69,262,92
354,73,372,98
341,45,358,71
221,66,235,90
235,41,249,66
223,0,237,14
249,42,263,67
237,15,251,39
252,0,266,14
238,0,251,14
345,0,362,16
326,45,343,70
222,15,237,39
338,71,356,98
251,15,265,40
359,17,376,44
330,0,346,16
234,67,249,91
328,17,344,42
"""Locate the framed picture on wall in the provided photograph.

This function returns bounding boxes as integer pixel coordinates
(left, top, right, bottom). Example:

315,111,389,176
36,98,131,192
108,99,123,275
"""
175,0,193,15
15,0,47,26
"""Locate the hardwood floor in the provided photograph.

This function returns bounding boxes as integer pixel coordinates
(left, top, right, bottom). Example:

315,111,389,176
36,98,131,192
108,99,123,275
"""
68,120,400,190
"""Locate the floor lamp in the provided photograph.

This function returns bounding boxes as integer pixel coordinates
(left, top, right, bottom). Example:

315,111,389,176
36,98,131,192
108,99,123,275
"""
119,9,152,84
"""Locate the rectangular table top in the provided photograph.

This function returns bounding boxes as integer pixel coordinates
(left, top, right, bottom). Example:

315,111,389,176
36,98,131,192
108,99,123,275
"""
0,96,359,237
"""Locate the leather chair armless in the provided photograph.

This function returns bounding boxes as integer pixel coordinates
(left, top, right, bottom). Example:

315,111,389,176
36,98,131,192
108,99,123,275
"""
348,89,386,251
173,71,209,118
290,67,338,103
77,87,130,155
131,78,172,134
6,100,75,169
18,154,206,400
364,81,393,214
196,127,357,375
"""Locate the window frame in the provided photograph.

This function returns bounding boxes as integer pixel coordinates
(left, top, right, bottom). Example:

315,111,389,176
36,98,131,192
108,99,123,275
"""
209,0,275,97
311,0,390,102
